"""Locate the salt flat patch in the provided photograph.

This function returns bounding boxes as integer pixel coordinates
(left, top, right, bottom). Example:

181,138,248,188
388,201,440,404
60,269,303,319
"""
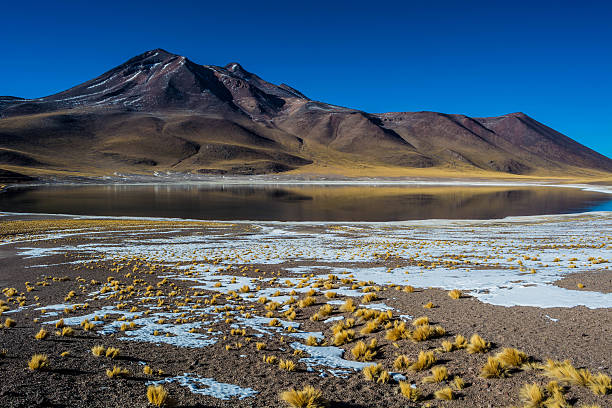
148,374,258,400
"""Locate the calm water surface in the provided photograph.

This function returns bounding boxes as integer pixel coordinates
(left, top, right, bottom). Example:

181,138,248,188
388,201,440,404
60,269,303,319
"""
0,184,610,221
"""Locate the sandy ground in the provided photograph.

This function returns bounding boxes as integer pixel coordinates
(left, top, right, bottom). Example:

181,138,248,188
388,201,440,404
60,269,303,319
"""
0,215,610,408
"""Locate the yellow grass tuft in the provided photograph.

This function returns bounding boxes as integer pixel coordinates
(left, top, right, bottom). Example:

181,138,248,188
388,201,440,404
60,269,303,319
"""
587,372,611,395
279,359,296,371
423,302,435,309
332,329,355,346
467,334,490,353
496,348,529,367
480,357,510,378
55,318,64,328
385,321,408,341
363,364,384,382
147,385,169,407
542,359,592,386
91,345,106,356
351,340,377,362
434,387,454,400
305,336,320,346
256,342,266,351
412,316,429,326
339,299,356,313
411,324,444,342
360,321,379,335
143,365,153,375
4,317,16,328
423,366,449,383
403,285,415,293
298,296,316,308
393,355,412,371
61,326,74,337
440,340,455,352
105,346,120,359
280,386,326,408
454,334,468,349
453,376,465,390
28,354,49,371
362,293,377,303
448,289,462,299
399,381,421,401
519,383,545,408
410,351,436,372
106,365,129,378
35,328,49,340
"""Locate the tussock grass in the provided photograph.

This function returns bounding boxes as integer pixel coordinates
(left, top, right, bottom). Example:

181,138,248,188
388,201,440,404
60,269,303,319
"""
467,334,490,353
351,339,377,362
411,324,445,342
147,385,169,407
28,354,49,371
332,329,355,346
256,342,266,351
453,376,465,390
279,359,296,371
143,365,153,375
496,348,529,367
3,317,16,328
298,296,316,308
35,328,48,340
339,299,356,313
448,289,462,299
423,366,449,383
393,355,412,371
55,318,64,328
362,293,377,303
412,316,429,326
519,383,545,408
92,345,106,356
399,381,421,401
454,334,468,349
106,365,129,378
587,372,611,395
410,351,436,372
280,386,326,408
439,340,455,352
480,357,510,378
305,336,320,346
434,387,454,400
542,359,592,386
360,321,379,335
385,321,408,341
61,326,74,337
105,347,120,359
423,302,435,309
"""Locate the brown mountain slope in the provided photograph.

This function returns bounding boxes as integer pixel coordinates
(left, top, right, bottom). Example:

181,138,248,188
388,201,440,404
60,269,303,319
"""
0,49,610,179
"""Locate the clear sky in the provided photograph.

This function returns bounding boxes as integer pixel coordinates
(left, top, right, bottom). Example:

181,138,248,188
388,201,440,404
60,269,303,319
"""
2,0,611,157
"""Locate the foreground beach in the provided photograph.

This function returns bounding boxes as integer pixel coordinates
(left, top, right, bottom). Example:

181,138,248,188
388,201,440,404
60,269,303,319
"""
0,213,610,407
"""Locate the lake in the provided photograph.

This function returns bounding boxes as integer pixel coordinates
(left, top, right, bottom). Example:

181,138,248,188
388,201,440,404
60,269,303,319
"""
0,184,610,221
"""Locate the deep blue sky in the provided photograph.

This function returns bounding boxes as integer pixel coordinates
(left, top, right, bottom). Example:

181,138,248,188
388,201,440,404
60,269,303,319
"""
2,0,611,157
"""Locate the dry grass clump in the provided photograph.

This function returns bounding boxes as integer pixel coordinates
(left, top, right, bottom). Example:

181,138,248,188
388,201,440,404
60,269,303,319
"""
466,334,490,353
279,359,296,371
92,345,106,356
28,354,49,371
454,334,468,349
55,318,65,328
147,385,170,407
305,336,320,346
411,324,445,342
256,342,266,351
35,328,49,340
542,359,592,386
332,329,355,346
280,385,326,408
410,351,436,372
439,340,455,352
448,289,462,299
423,366,449,383
362,364,390,384
496,348,529,367
519,383,545,408
587,372,611,395
3,317,16,328
423,302,435,309
412,316,429,326
105,346,120,359
298,296,316,308
143,365,153,375
393,355,412,371
351,339,377,362
362,293,377,303
399,381,421,401
434,387,454,400
480,357,510,378
453,376,465,390
385,321,409,341
60,326,74,337
339,299,356,313
106,365,129,378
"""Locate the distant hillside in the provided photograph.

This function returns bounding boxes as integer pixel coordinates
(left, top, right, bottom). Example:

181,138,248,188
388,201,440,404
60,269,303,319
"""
1,49,610,179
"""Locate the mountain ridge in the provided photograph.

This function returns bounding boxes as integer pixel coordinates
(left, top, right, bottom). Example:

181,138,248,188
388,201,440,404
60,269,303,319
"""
0,48,610,179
